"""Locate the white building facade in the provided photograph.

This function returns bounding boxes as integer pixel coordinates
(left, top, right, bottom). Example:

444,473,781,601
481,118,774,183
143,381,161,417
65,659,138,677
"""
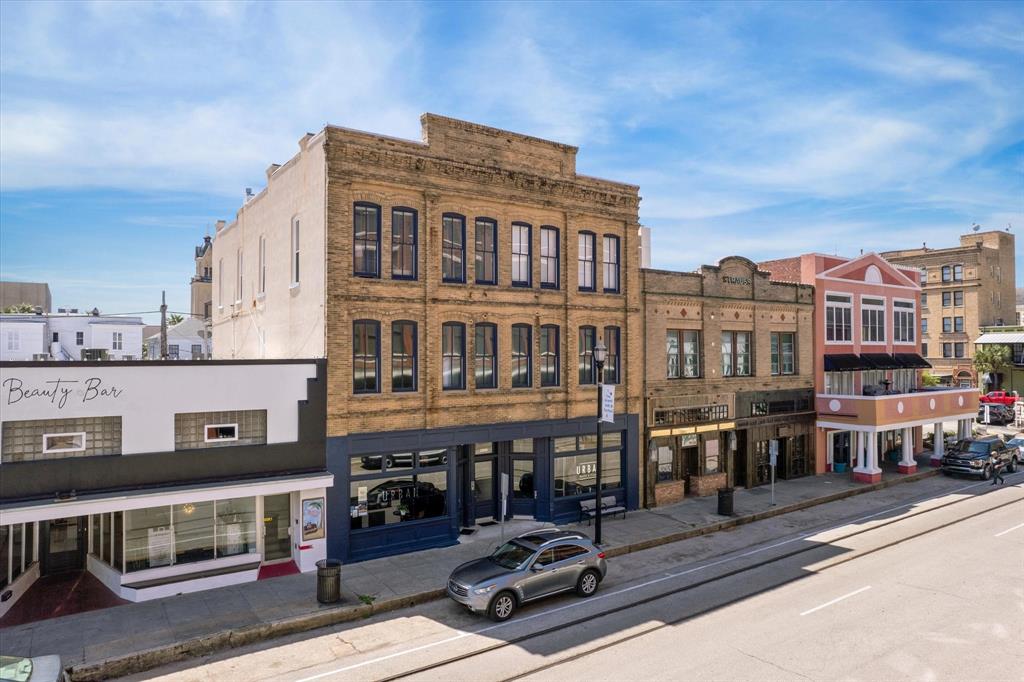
0,359,331,617
1,311,144,362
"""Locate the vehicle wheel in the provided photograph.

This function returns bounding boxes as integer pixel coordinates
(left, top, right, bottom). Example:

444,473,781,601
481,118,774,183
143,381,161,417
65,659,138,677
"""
576,569,601,597
487,591,517,622
981,465,992,481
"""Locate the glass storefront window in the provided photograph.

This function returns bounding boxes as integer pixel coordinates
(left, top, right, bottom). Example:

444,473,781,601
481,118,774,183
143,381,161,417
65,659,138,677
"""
113,512,123,571
554,437,577,453
349,472,448,530
554,451,622,497
474,442,494,455
353,452,414,474
174,501,215,565
654,437,686,482
511,438,533,454
704,438,720,474
11,524,23,581
126,506,172,572
216,498,257,558
103,512,112,563
513,459,534,499
0,526,8,589
92,514,103,560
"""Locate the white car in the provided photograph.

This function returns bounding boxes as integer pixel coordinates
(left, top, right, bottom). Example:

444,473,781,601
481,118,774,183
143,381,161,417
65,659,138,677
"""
0,655,68,682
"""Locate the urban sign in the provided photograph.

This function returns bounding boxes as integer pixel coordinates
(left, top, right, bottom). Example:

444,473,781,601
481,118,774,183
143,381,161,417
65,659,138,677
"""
2,376,124,409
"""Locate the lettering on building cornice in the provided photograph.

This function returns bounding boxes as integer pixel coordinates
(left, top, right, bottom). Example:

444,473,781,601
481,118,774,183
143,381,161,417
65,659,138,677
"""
722,276,752,286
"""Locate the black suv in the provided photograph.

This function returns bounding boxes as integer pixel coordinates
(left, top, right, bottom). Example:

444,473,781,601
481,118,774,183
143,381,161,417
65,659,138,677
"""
941,437,1019,479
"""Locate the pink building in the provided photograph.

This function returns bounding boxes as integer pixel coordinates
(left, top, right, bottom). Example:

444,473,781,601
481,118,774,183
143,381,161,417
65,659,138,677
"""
761,253,979,482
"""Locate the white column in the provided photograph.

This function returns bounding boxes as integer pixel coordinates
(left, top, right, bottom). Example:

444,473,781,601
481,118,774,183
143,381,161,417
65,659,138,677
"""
933,423,944,457
900,427,915,468
867,431,879,473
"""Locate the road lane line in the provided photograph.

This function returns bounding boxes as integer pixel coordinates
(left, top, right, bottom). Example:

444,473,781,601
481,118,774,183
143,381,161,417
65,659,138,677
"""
994,521,1024,537
800,585,872,616
294,474,1022,682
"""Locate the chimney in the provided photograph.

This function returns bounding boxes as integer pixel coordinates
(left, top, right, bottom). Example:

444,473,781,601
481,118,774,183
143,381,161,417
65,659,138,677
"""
298,132,314,151
265,164,281,180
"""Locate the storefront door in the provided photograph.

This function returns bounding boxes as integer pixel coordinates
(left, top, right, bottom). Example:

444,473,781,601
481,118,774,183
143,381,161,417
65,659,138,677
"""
263,494,292,562
473,444,536,522
41,516,85,575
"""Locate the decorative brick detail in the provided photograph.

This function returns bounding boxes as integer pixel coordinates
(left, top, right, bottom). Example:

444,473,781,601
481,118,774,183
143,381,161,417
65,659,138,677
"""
689,472,728,497
654,480,685,506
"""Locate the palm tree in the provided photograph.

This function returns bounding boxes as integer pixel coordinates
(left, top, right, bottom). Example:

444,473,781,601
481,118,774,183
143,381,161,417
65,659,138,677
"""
168,314,184,326
974,344,1011,390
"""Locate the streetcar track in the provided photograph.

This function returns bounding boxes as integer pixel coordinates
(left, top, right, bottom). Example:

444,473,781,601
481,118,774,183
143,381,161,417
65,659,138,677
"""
360,480,1023,682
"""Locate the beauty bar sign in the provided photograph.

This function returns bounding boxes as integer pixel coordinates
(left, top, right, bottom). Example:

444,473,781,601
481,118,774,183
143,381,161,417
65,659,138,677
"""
2,376,125,411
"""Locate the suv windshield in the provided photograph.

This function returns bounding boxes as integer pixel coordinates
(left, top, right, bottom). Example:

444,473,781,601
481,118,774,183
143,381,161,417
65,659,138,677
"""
490,541,535,569
963,441,993,455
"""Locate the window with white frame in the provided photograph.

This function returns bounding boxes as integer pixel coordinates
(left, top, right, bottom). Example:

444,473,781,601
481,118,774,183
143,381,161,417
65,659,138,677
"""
43,432,86,454
919,268,927,284
235,248,243,302
862,369,885,389
291,218,301,284
892,368,916,393
578,232,596,291
204,424,238,442
5,330,19,351
512,222,532,286
893,300,915,343
258,235,267,295
824,371,854,396
602,235,620,293
825,293,852,342
667,330,700,379
771,332,796,375
721,331,751,377
861,297,885,343
112,332,123,350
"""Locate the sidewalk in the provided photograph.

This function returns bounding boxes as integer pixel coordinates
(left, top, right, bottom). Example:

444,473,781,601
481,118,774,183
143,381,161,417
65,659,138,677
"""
1,457,937,681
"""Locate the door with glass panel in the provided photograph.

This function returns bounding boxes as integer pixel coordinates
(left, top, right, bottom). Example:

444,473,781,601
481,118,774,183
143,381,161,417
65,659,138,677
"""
473,443,497,522
263,494,292,562
42,516,86,575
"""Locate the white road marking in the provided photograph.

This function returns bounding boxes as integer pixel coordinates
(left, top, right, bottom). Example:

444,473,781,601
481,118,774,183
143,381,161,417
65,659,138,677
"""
294,473,1023,682
799,585,872,616
994,521,1024,537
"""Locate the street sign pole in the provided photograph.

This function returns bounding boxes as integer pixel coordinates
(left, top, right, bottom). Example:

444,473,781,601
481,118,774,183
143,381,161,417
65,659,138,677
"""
769,439,778,506
500,472,508,544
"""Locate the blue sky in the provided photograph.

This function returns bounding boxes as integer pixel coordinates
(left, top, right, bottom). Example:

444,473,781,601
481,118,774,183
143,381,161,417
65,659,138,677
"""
1,1,1021,320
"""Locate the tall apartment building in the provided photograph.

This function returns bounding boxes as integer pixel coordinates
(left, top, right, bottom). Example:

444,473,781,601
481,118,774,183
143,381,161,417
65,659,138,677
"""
191,235,214,321
642,257,815,507
212,114,643,562
881,230,1016,387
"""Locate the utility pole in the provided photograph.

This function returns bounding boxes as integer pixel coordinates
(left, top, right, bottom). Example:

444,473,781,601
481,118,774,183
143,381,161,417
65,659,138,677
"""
160,290,168,359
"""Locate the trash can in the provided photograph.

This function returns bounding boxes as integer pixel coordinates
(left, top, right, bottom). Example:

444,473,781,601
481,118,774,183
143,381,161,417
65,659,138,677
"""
717,487,734,516
316,559,342,604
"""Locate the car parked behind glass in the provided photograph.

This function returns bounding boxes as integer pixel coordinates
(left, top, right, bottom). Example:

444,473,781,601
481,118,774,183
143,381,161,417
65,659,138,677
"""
446,529,607,621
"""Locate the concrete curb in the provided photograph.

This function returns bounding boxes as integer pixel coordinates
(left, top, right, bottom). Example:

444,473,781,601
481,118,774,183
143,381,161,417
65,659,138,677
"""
68,468,936,681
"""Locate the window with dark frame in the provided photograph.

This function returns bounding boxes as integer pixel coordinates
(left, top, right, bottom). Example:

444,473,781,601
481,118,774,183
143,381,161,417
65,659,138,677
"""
578,232,595,291
954,290,963,306
353,203,381,277
442,214,465,283
474,323,497,389
391,321,417,392
512,223,532,286
943,317,952,332
76,331,84,346
511,324,532,387
474,218,497,284
602,235,620,293
442,322,465,389
578,326,596,384
941,265,951,282
540,227,559,288
540,325,559,387
391,208,417,280
353,320,380,393
942,342,952,358
942,291,952,307
667,331,681,378
954,342,965,358
603,326,620,384
953,264,963,281
954,316,964,332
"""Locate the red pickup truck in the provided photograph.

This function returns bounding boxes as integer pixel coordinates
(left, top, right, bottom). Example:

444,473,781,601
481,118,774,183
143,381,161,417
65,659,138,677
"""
979,390,1019,406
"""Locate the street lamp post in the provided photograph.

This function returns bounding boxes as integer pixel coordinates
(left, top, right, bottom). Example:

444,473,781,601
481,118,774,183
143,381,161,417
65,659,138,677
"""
593,339,607,545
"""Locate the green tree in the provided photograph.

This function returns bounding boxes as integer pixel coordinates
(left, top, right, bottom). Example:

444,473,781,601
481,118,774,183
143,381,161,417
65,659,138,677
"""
2,303,36,313
168,314,184,326
974,344,1011,390
920,371,941,387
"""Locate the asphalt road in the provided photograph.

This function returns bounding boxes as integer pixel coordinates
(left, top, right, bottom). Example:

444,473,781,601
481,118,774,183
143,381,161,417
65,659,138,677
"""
127,475,1024,682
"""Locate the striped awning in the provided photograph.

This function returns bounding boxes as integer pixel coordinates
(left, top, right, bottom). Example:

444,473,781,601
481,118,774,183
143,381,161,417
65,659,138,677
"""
975,332,1024,345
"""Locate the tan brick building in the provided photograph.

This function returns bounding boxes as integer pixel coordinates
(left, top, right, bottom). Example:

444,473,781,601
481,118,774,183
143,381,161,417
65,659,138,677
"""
642,258,815,506
190,234,213,321
882,230,1015,387
212,114,642,561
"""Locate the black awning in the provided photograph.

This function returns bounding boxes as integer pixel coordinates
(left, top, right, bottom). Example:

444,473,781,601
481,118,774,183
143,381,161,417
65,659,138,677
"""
823,354,868,371
894,353,931,369
861,353,902,370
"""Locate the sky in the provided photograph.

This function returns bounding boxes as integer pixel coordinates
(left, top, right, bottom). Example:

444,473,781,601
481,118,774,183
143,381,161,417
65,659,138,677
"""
1,1,1021,320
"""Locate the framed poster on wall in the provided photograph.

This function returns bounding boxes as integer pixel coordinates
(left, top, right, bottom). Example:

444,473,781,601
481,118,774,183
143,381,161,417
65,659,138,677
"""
302,497,325,541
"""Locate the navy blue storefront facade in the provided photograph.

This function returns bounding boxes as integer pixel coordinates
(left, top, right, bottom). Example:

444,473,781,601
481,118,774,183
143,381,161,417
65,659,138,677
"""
325,414,640,562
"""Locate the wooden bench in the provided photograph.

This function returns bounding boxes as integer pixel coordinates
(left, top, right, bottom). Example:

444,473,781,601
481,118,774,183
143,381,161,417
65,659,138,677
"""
579,495,626,525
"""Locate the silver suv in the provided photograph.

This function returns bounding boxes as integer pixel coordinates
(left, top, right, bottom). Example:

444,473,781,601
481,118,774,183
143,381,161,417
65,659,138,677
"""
446,529,608,621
